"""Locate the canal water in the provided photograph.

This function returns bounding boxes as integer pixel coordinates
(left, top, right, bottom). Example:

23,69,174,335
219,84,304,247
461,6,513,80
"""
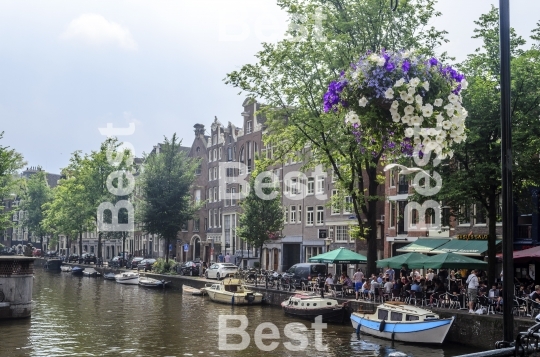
0,270,481,357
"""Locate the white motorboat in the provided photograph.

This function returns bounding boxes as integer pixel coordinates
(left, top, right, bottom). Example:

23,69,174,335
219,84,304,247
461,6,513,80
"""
82,268,101,277
139,277,169,288
350,301,454,344
115,272,139,285
60,265,72,272
281,294,350,323
204,278,264,305
183,284,203,296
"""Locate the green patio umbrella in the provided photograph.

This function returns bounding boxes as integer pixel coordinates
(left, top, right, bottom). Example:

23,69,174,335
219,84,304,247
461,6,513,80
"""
308,247,367,264
376,252,428,269
408,252,488,270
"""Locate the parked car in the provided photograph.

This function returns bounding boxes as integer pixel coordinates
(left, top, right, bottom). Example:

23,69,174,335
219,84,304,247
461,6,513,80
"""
205,263,238,280
283,263,327,288
109,256,124,267
80,253,97,264
126,257,144,269
137,258,156,272
45,250,58,257
68,254,80,263
177,261,201,276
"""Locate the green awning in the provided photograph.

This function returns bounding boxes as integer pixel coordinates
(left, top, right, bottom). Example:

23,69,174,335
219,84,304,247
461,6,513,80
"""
395,239,450,253
430,239,502,256
308,247,367,264
408,252,488,270
376,252,429,269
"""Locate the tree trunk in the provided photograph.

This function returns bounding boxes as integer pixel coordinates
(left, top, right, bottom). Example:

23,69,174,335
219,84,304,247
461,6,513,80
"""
40,234,43,251
487,194,498,286
79,231,83,255
122,232,126,263
259,246,263,272
365,165,379,277
97,232,102,260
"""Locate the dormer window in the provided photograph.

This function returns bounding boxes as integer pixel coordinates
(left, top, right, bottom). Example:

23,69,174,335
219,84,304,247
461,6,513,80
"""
213,134,217,146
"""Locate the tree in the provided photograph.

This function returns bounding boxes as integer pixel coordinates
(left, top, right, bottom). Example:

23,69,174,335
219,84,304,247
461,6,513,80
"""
137,134,200,263
432,7,540,285
226,0,448,274
0,132,25,233
20,170,52,250
236,161,285,270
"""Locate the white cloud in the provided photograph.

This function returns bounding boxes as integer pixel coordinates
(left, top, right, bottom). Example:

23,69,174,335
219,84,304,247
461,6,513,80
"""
60,13,138,50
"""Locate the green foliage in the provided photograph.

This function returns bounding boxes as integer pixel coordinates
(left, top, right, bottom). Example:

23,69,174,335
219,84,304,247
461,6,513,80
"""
0,132,25,232
226,0,446,274
152,258,178,274
20,170,52,247
236,162,285,268
137,134,201,263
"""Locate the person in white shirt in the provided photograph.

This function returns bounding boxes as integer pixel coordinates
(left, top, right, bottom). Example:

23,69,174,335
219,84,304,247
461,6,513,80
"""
426,269,435,281
383,278,394,293
466,270,479,313
353,269,364,300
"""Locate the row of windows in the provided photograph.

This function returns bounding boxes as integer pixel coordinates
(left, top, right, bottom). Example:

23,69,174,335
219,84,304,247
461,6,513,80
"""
284,205,324,226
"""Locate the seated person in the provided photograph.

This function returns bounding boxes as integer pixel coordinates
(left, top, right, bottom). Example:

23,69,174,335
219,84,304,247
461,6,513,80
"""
343,274,353,288
410,281,422,292
393,279,403,291
383,278,394,293
362,280,371,298
531,285,540,302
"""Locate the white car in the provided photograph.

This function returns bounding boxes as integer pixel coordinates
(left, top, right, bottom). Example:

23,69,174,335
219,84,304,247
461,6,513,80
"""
205,263,238,280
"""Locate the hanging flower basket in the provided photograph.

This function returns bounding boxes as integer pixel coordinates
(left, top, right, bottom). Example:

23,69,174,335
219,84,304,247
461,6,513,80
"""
323,50,468,159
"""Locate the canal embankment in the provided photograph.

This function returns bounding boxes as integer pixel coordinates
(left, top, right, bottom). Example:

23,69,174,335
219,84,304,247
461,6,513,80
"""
53,261,535,350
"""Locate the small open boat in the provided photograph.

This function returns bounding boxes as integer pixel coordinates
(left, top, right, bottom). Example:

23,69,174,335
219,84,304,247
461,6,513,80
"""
183,284,203,296
350,301,454,344
115,272,139,285
103,272,116,280
204,278,264,305
82,268,101,277
60,265,72,272
281,294,350,323
139,277,169,288
71,266,84,275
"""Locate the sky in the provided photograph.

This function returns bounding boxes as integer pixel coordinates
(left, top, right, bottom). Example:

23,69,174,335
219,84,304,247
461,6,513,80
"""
1,0,539,174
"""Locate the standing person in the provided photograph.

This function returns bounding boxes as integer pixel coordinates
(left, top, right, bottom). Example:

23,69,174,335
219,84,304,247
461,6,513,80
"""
353,269,364,300
218,253,224,263
385,267,395,282
400,264,408,279
426,269,435,281
466,269,479,313
224,253,231,263
317,274,326,298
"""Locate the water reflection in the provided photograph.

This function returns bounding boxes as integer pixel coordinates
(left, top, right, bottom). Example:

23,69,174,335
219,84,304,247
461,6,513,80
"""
0,271,479,357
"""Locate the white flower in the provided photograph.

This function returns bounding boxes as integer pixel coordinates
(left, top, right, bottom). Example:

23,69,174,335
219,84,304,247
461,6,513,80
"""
404,94,414,104
405,128,415,137
377,57,386,66
409,77,421,87
411,116,423,126
392,112,401,122
359,97,368,107
434,145,443,155
422,136,432,145
403,50,411,58
401,115,411,124
461,79,468,90
390,108,398,116
391,100,399,109
461,108,469,119
442,120,452,130
385,88,394,99
422,81,430,91
404,105,415,115
448,93,459,104
369,54,379,63
351,71,360,81
436,114,444,123
422,104,433,118
435,134,445,143
448,151,454,159
425,141,440,154
427,128,440,136
345,111,360,125
394,78,405,87
434,98,443,107
415,94,423,106
413,136,422,145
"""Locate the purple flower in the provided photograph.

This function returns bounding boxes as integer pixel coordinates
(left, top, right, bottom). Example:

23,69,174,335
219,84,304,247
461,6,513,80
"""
429,57,438,66
323,80,348,113
402,60,410,72
385,61,395,72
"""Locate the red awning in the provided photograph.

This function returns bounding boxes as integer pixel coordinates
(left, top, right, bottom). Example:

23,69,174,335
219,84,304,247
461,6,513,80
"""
497,246,540,263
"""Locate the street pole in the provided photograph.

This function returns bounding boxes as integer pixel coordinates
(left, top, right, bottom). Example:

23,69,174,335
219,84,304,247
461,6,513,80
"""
499,0,514,344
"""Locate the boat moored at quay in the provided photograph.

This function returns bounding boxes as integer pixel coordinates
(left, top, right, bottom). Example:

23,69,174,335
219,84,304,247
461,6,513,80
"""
203,278,264,305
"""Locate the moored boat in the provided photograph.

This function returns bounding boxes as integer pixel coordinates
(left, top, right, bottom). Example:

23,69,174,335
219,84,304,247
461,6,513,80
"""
103,272,116,280
350,301,454,344
82,268,101,277
45,258,63,271
183,284,203,296
281,294,350,323
139,277,169,288
205,278,264,305
115,272,139,285
71,266,84,275
60,265,72,272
